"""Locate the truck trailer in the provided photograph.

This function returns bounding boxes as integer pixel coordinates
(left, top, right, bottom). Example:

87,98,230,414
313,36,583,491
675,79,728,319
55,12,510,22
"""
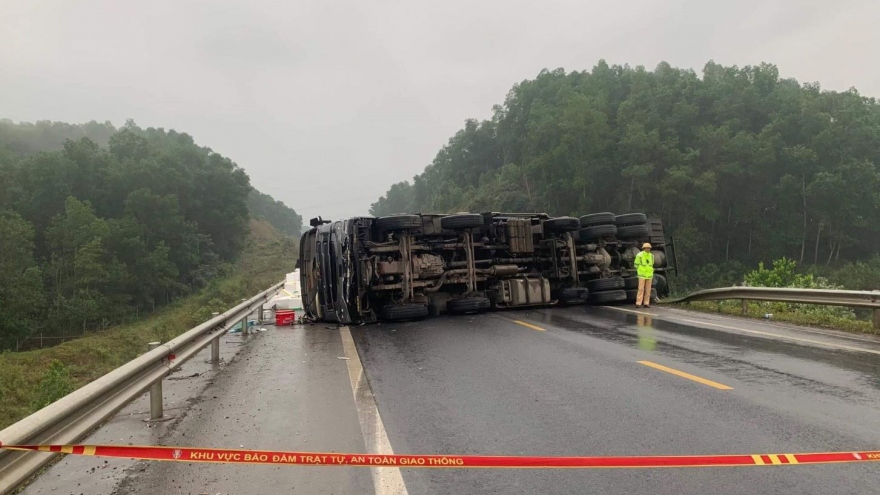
298,212,675,324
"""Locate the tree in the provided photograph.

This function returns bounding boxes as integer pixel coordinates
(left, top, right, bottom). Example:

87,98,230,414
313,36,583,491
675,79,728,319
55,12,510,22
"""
0,211,44,349
371,60,880,270
0,119,301,350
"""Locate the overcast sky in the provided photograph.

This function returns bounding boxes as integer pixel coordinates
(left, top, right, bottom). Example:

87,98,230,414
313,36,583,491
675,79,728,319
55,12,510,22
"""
2,0,878,224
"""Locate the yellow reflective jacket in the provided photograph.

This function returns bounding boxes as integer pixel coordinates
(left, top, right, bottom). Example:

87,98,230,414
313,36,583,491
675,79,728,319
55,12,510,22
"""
634,251,654,279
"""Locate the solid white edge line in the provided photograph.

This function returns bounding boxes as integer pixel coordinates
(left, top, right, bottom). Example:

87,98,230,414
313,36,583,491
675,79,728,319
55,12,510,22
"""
340,326,409,495
603,306,880,356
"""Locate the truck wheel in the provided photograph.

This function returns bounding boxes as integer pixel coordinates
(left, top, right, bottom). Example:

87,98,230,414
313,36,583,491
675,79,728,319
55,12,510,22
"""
381,304,429,321
587,277,625,292
614,213,647,226
543,217,580,232
625,288,657,302
589,289,627,305
556,287,589,304
377,214,422,231
441,214,484,230
579,224,617,241
579,212,616,227
623,277,639,290
616,224,651,239
446,297,491,314
652,274,667,291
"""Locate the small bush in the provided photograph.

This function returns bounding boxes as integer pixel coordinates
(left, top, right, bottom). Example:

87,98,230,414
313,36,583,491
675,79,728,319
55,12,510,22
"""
153,322,175,344
742,257,856,320
827,255,880,291
29,360,75,411
743,257,815,288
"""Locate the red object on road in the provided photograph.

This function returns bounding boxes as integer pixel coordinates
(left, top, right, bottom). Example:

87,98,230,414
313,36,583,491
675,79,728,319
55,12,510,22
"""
275,310,295,326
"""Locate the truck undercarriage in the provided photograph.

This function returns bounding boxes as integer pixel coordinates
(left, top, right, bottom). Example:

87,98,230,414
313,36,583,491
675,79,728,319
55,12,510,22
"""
299,212,676,324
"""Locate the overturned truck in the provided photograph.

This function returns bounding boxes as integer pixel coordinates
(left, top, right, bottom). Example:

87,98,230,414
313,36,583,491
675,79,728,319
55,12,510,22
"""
298,212,676,324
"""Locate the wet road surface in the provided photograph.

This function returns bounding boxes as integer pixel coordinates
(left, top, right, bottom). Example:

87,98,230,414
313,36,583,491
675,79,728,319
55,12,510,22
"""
20,324,373,495
18,305,880,494
351,305,880,495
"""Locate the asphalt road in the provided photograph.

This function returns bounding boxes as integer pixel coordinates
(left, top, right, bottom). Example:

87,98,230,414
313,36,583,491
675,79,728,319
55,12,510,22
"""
19,304,880,494
351,305,880,495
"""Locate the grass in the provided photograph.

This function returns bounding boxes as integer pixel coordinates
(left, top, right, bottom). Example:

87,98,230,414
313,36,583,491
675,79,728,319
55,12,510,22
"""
0,219,297,431
674,300,877,334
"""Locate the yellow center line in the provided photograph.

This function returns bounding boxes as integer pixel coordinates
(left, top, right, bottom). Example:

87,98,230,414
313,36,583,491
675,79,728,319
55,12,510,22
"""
605,306,880,356
638,360,733,390
511,320,546,332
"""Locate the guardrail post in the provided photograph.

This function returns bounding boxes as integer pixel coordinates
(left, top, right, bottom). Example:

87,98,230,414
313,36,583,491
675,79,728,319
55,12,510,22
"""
873,309,880,331
209,313,221,363
147,342,164,421
741,299,747,315
211,335,221,363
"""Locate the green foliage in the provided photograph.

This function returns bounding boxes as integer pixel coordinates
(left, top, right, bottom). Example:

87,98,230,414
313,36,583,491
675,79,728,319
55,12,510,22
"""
0,119,116,154
0,119,301,351
699,256,860,325
29,360,75,411
690,301,873,334
371,61,880,272
670,260,748,294
0,211,44,349
247,189,303,236
827,255,880,291
743,257,818,288
0,219,295,429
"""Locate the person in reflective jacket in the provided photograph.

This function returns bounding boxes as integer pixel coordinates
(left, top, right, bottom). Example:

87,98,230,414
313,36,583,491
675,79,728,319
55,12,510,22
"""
633,242,654,308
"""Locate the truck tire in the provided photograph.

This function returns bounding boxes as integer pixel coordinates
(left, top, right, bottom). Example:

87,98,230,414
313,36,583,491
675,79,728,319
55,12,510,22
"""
652,273,667,291
616,224,651,239
377,214,422,231
625,288,658,302
556,287,589,304
579,224,617,241
543,216,580,232
579,212,616,227
615,213,647,226
446,296,491,314
441,213,484,230
623,276,639,290
381,304,429,321
589,289,627,305
587,277,625,292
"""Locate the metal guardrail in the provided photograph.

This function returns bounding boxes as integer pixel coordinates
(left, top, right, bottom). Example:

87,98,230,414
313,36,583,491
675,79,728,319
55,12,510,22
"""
665,287,880,330
0,281,284,495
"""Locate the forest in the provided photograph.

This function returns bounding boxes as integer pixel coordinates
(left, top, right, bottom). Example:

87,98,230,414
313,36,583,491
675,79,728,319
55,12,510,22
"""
370,61,880,289
0,119,301,350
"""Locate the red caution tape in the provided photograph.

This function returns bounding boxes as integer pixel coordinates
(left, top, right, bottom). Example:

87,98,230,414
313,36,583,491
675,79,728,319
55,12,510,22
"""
1,444,879,469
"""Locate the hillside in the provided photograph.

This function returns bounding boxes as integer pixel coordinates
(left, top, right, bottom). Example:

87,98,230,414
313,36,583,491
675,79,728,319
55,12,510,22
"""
370,61,880,277
0,218,296,430
0,119,301,351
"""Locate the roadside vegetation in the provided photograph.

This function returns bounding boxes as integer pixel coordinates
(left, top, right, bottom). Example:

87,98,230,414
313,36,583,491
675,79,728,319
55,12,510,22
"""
370,60,879,328
672,257,877,334
0,119,302,352
0,219,296,430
